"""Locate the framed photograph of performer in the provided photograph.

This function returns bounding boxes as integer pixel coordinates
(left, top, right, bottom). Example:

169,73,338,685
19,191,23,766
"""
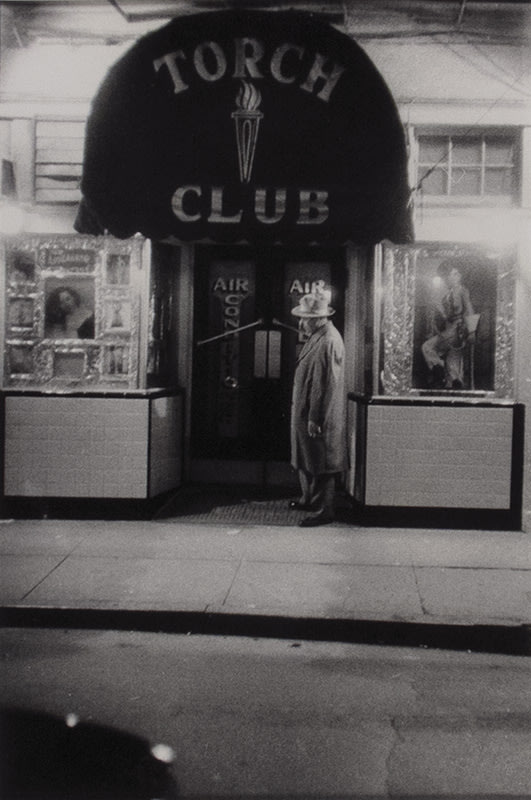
105,253,131,286
379,243,515,398
412,252,497,392
102,343,130,377
44,276,95,340
103,298,132,333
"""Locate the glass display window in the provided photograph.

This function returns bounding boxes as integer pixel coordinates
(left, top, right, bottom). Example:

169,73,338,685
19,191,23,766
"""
375,242,515,398
1,234,147,390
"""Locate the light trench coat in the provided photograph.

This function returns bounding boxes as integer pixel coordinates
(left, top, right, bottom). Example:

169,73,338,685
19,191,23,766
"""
290,320,347,476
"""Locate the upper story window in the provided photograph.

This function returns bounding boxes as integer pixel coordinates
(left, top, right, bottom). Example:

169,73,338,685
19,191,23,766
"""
35,120,84,204
415,130,519,206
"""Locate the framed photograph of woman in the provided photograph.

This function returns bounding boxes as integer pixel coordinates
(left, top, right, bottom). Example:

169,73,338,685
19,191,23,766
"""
44,276,95,340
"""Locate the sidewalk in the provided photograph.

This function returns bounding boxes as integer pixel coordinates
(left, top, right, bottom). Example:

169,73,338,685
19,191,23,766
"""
1,517,530,652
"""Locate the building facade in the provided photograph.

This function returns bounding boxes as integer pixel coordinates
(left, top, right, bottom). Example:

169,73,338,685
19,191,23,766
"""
1,1,529,530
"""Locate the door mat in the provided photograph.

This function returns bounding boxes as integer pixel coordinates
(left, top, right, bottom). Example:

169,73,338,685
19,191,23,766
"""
153,485,353,526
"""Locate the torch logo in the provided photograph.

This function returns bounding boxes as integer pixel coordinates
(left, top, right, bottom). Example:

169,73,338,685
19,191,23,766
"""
232,80,263,183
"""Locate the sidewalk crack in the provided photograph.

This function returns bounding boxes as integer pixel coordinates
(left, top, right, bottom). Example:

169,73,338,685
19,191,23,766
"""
220,558,244,607
413,565,429,617
20,553,71,601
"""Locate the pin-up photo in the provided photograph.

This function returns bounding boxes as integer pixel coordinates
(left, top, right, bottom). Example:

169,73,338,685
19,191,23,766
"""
105,254,131,285
412,254,497,392
103,344,129,376
379,243,514,398
104,298,131,332
44,277,95,340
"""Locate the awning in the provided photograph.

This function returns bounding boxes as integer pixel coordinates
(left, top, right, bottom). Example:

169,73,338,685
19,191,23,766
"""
75,9,413,245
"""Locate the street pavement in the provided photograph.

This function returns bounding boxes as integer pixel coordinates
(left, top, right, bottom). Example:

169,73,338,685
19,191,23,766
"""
1,517,530,653
1,518,531,798
1,627,530,798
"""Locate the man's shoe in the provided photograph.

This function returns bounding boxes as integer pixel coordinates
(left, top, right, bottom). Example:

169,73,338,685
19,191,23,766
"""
299,511,334,527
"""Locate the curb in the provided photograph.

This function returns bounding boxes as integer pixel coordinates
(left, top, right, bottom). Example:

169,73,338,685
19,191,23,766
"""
1,606,529,656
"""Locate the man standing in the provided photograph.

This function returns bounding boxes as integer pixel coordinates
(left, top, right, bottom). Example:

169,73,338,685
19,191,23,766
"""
289,289,346,527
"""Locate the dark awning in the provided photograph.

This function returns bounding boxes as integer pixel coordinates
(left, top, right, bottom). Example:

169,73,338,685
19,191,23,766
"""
75,9,413,245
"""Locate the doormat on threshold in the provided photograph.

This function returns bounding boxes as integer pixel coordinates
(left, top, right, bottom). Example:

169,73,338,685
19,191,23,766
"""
154,485,353,526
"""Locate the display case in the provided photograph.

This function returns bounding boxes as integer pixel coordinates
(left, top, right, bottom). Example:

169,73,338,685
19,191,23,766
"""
375,242,515,398
1,234,183,505
347,242,523,527
1,234,150,390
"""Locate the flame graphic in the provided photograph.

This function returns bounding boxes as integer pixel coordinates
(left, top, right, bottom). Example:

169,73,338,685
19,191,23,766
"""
235,80,262,112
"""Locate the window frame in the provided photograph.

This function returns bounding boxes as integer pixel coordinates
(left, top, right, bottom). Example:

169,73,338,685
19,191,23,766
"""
413,127,521,207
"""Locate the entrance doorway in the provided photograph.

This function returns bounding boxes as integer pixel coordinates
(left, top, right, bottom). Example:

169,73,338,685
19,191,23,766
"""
191,245,345,484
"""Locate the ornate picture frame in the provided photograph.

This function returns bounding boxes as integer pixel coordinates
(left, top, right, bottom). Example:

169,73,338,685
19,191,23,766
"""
2,235,144,389
377,242,515,398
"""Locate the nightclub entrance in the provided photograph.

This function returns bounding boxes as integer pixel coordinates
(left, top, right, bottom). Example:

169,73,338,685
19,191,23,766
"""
191,245,345,484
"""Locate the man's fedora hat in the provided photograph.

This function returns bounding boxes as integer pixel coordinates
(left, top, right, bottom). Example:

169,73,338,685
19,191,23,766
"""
291,289,335,318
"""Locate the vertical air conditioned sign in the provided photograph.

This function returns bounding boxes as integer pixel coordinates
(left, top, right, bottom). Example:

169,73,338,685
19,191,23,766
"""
76,10,413,245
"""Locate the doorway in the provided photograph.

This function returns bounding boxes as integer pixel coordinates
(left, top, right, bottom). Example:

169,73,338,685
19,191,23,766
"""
191,245,345,484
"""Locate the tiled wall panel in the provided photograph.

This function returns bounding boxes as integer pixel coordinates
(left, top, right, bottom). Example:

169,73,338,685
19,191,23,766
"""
365,405,513,509
149,394,183,497
4,396,149,497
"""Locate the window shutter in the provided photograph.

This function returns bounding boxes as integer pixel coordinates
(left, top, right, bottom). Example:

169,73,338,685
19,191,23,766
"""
35,120,84,204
